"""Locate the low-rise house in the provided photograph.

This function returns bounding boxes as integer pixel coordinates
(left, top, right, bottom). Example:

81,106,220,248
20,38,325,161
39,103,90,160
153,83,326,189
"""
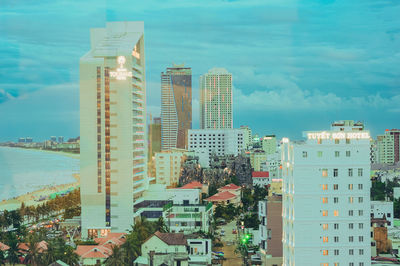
141,231,189,266
371,217,390,256
204,191,240,206
75,232,126,265
179,181,209,195
252,171,269,188
138,231,212,266
217,183,241,197
371,200,394,227
0,242,9,252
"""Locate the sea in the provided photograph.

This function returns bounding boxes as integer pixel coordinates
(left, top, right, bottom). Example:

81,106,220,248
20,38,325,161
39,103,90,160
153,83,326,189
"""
0,146,79,201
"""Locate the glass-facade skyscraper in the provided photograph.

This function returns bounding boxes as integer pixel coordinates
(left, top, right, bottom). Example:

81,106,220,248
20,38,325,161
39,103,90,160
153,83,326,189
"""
161,64,192,150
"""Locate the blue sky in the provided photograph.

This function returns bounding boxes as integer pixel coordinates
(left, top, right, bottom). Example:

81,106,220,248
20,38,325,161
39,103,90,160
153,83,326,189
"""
0,0,399,142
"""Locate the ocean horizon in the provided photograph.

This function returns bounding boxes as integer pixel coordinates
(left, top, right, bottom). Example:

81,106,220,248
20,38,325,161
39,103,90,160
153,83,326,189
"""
0,146,79,201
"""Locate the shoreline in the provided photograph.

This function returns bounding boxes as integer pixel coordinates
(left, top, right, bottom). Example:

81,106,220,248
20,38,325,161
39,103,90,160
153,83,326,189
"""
0,146,80,159
0,174,80,211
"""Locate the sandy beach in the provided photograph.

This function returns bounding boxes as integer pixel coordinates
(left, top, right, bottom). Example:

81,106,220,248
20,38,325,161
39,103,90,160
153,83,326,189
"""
0,174,80,211
11,146,80,160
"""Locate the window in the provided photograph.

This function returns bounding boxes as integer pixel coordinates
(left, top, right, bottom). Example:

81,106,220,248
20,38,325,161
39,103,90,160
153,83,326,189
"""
322,210,328,216
358,168,363,176
358,184,363,190
334,168,338,177
358,210,363,216
322,184,328,190
335,139,340,144
346,138,350,144
388,213,391,218
358,197,363,203
359,223,363,229
348,168,353,177
349,249,354,255
323,250,328,255
349,197,353,203
323,236,328,242
335,151,340,157
359,236,364,242
334,224,339,230
334,249,339,255
322,169,328,177
318,151,323,157
359,263,364,266
334,197,339,203
323,224,329,230
334,184,338,190
334,236,339,242
322,197,328,203
334,210,339,216
302,151,307,158
349,210,354,216
349,236,354,242
349,223,354,229
346,151,351,157
350,263,354,266
348,184,353,190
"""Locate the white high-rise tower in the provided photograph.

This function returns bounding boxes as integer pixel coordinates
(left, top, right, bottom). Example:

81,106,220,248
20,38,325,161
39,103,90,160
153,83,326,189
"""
80,22,147,238
199,68,233,129
282,120,371,266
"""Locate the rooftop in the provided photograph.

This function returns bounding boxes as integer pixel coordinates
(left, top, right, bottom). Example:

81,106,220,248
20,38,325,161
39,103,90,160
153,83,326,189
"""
205,191,237,201
252,171,269,178
179,181,203,189
219,183,241,191
154,231,187,246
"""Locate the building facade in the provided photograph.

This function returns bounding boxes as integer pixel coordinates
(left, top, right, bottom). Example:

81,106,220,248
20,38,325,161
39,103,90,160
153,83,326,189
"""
250,150,267,171
199,68,233,129
376,129,400,165
80,22,147,238
262,135,277,155
155,149,188,187
282,121,371,265
188,129,245,167
161,65,192,151
240,125,252,149
371,201,394,227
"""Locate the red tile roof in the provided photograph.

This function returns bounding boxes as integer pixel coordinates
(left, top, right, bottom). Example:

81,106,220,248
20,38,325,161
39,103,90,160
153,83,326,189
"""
154,231,187,246
179,181,203,189
205,191,237,201
18,241,48,254
219,183,240,191
94,233,126,246
75,245,112,259
0,242,9,251
252,171,269,178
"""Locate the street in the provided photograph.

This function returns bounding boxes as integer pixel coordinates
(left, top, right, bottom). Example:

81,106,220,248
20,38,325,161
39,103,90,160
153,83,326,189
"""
215,220,243,266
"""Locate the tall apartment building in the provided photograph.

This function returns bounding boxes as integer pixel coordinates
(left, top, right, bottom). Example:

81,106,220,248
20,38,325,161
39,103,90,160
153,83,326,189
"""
155,149,188,187
199,68,233,129
376,129,400,165
161,65,192,150
148,116,161,161
80,22,147,238
282,121,371,265
188,129,245,167
259,195,283,266
262,135,277,155
240,125,252,149
250,150,267,171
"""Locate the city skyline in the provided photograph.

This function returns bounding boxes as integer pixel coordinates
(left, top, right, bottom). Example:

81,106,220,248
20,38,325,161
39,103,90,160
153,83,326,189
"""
1,0,399,141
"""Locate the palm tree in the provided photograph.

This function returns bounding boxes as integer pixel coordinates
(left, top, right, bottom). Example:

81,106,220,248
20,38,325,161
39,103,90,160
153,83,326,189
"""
0,250,6,266
6,240,21,266
23,234,42,266
155,217,168,233
105,245,125,266
61,245,79,266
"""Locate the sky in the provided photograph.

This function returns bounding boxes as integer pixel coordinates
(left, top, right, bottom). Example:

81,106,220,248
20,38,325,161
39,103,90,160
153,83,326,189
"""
0,0,399,142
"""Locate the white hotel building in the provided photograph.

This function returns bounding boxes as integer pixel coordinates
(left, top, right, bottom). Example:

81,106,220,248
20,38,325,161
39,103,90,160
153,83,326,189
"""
188,129,245,167
282,121,371,266
80,22,147,238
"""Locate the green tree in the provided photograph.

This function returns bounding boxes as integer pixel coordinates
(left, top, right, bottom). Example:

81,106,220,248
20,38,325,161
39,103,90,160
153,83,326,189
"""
155,217,168,233
105,245,125,266
23,234,42,266
0,250,6,266
5,237,21,266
